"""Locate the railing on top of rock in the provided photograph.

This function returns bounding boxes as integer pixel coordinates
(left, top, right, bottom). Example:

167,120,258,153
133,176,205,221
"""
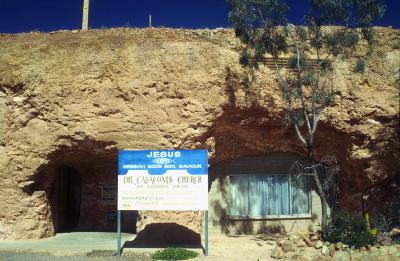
261,57,320,70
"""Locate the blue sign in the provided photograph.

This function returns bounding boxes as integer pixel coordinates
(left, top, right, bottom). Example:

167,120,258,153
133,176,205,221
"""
118,150,208,175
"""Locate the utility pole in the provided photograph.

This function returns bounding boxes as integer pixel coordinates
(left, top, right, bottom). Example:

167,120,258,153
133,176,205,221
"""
82,0,90,30
149,14,152,28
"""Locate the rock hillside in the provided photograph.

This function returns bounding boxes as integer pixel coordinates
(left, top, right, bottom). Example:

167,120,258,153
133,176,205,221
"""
0,27,399,239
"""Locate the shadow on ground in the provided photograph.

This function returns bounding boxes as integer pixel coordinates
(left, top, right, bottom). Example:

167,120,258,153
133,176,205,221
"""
122,223,202,250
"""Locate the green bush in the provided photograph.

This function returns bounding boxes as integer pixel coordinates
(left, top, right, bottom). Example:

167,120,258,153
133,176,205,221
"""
355,58,366,73
322,212,376,248
152,248,199,260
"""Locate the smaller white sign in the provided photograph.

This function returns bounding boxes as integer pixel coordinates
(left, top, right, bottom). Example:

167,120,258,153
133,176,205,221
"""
101,185,117,201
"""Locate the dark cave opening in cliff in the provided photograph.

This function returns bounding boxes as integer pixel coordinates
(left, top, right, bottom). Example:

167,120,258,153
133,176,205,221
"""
30,140,138,235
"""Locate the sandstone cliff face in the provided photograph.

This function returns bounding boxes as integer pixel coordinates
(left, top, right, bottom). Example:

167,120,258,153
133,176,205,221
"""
0,28,398,239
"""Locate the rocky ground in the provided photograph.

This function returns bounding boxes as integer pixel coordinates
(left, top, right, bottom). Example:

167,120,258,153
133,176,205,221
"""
268,230,400,261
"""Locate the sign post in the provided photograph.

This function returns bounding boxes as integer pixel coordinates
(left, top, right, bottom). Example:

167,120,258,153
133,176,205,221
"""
117,150,208,256
117,210,121,256
204,210,208,256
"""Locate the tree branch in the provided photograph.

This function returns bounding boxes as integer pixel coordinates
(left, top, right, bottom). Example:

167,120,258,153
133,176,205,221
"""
295,46,312,138
312,111,321,136
294,122,307,147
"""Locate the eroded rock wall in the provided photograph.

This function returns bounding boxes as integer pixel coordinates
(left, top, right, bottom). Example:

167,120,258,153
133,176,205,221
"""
0,27,398,239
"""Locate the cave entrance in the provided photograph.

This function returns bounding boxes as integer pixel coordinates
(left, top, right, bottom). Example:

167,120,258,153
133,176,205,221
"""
55,166,82,232
32,141,139,235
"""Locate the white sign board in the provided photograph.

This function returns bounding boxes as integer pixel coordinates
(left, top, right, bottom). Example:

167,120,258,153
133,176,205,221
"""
118,150,208,211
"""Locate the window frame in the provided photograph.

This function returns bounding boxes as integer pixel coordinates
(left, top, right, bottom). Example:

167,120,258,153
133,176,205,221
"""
228,174,313,220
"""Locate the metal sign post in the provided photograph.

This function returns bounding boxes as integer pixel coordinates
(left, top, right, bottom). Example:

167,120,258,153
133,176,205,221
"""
204,210,209,256
82,0,90,30
116,210,121,256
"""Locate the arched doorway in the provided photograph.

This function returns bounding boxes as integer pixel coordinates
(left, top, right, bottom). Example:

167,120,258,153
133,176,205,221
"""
54,166,82,232
31,141,139,236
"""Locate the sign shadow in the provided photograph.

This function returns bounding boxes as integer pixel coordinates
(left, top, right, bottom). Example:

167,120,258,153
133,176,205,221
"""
122,223,202,250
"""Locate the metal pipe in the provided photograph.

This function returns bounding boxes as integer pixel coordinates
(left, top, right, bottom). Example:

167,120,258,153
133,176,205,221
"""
149,14,152,28
117,210,121,256
205,210,208,256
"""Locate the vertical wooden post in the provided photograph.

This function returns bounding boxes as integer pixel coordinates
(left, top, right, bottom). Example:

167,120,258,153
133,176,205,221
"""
82,0,90,30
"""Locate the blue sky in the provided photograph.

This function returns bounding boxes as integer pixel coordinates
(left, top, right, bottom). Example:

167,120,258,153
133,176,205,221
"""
0,0,398,33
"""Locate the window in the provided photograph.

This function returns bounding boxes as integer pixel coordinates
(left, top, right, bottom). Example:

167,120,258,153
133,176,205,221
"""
229,175,311,218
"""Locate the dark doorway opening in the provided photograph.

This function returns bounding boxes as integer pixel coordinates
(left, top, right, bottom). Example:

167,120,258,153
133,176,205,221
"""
56,166,82,232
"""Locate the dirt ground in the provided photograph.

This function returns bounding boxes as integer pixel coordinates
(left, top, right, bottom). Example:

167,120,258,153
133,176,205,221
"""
0,232,275,261
1,231,399,261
